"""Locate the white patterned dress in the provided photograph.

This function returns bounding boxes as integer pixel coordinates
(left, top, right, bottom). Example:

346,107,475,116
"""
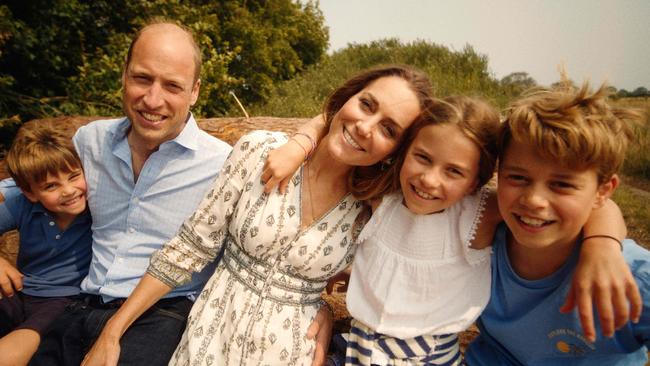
148,131,365,366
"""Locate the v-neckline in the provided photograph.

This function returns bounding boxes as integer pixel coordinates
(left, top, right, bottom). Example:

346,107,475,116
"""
298,165,351,232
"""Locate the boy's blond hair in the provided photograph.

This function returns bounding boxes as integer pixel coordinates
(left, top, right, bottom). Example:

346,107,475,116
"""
499,80,643,183
5,120,81,192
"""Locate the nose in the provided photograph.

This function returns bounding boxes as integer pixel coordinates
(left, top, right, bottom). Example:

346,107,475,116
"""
419,168,442,189
519,185,548,209
142,83,164,109
355,118,377,138
60,183,75,197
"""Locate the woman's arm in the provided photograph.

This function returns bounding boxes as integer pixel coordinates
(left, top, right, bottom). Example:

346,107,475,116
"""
563,198,642,343
81,274,171,366
82,132,272,365
262,115,326,193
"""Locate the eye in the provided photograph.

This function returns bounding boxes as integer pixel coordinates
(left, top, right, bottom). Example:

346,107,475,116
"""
70,171,82,180
43,183,58,191
381,123,396,138
166,83,184,93
505,174,528,185
413,152,430,164
447,167,464,177
359,97,373,112
551,180,577,191
132,75,151,84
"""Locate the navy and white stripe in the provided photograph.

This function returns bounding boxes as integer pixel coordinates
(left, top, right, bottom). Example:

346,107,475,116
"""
346,319,464,366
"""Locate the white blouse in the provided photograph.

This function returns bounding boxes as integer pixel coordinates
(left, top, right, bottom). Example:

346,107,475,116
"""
346,190,492,338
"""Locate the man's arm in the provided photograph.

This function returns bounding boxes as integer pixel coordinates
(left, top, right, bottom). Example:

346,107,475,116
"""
82,274,172,366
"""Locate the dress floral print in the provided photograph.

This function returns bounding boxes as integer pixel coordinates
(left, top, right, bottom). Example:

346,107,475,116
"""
148,131,365,366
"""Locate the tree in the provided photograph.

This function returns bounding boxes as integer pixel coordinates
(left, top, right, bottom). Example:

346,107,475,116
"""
0,0,328,122
500,72,536,97
250,39,507,117
631,86,649,97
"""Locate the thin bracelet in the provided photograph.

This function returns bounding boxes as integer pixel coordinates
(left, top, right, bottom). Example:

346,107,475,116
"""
289,137,309,160
294,132,317,159
581,235,623,251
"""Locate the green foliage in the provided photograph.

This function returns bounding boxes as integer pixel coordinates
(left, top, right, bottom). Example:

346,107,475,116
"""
499,71,537,97
249,38,507,117
0,0,328,129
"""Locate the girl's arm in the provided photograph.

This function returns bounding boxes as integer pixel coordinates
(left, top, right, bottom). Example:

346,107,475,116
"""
563,198,642,343
262,115,326,193
81,274,171,366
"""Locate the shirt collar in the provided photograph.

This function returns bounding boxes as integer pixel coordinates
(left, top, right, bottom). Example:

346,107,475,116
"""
109,113,201,152
30,201,91,225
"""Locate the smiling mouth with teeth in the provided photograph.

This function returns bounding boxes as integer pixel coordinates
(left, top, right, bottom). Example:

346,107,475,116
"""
140,111,165,122
61,195,83,206
413,186,437,200
516,214,553,227
342,128,363,150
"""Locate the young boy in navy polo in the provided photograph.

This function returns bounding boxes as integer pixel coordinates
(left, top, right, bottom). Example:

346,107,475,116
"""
465,81,650,365
0,120,92,365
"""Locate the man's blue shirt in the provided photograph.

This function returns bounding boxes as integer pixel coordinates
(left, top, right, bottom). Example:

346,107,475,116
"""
74,116,231,301
0,187,92,297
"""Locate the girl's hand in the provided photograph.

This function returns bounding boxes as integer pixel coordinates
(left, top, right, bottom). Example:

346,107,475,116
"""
262,115,326,194
561,238,642,343
262,139,307,194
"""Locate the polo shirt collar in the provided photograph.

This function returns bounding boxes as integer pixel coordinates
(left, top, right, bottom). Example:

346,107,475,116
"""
29,201,91,225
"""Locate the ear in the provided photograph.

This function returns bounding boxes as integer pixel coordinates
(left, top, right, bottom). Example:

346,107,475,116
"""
190,78,201,106
593,174,619,208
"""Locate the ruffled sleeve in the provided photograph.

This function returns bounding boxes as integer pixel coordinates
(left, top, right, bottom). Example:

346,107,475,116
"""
457,186,491,265
148,131,287,288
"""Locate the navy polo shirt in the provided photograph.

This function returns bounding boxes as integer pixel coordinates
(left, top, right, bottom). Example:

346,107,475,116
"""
0,186,92,297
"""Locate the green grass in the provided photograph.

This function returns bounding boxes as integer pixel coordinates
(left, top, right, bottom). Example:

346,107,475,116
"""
613,182,650,249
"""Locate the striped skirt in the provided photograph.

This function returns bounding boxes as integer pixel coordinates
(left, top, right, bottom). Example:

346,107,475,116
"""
345,319,464,366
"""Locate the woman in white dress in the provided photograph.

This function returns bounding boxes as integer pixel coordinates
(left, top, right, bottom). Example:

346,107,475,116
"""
82,65,435,366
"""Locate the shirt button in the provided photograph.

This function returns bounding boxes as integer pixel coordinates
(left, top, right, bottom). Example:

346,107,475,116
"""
55,234,61,240
128,227,135,233
49,221,55,226
132,197,139,203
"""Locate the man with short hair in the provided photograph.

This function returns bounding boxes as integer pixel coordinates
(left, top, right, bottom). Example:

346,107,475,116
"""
29,21,233,365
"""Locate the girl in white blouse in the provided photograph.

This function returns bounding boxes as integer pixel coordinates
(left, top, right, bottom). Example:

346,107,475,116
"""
342,96,500,365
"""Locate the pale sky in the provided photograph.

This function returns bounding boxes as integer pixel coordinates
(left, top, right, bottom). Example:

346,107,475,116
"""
319,0,650,90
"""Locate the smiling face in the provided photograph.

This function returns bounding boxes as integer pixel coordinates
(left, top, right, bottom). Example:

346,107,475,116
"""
399,123,480,215
122,24,200,150
325,76,422,167
497,140,615,253
23,167,88,226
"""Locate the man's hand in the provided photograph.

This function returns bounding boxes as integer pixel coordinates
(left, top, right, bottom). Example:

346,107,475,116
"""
307,302,334,366
81,329,122,366
0,257,23,297
561,240,642,342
